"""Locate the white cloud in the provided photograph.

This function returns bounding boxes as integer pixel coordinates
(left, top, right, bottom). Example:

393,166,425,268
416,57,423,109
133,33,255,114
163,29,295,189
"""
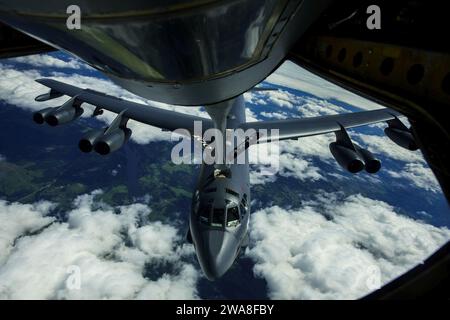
355,133,425,164
249,167,277,185
296,97,347,118
246,193,450,299
281,134,335,161
267,61,385,111
244,91,266,106
5,54,87,70
260,111,288,120
0,191,199,300
136,264,199,300
247,138,325,185
387,163,441,193
245,108,259,122
277,153,323,181
0,200,55,265
264,90,295,109
245,88,348,120
0,154,5,162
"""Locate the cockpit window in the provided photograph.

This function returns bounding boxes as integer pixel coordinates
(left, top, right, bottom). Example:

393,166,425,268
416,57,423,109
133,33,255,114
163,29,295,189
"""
198,203,211,224
212,208,225,227
199,202,241,228
227,206,240,227
225,188,239,198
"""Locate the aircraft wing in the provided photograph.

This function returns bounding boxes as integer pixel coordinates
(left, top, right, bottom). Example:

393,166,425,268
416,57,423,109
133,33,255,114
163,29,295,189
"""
239,108,402,142
35,78,214,136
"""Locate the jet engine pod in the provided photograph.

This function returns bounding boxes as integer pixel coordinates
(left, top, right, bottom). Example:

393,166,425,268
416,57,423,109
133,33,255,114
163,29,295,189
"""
94,128,132,155
329,142,365,173
384,127,418,151
355,146,381,174
45,106,84,126
35,90,63,102
78,129,105,153
33,107,55,124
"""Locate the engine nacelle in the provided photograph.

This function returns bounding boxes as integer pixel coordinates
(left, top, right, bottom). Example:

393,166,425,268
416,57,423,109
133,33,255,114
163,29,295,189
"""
355,146,381,174
78,129,105,153
33,107,55,124
45,106,84,126
329,142,365,173
94,128,132,155
35,90,63,102
384,127,418,151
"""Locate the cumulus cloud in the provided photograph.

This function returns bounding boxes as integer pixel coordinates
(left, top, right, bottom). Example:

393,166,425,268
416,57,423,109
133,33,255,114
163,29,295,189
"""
295,97,348,118
0,154,5,162
277,153,323,181
244,91,266,106
267,61,385,111
247,132,339,186
387,163,441,193
355,132,425,164
0,191,199,300
135,264,199,300
281,134,335,161
247,137,325,185
264,90,295,109
260,111,289,120
0,200,55,265
249,170,277,185
246,193,450,299
245,88,348,120
5,54,88,70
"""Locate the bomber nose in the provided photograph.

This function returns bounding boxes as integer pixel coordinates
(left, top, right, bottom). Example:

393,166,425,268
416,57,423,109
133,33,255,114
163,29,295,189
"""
204,255,228,280
201,230,237,280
